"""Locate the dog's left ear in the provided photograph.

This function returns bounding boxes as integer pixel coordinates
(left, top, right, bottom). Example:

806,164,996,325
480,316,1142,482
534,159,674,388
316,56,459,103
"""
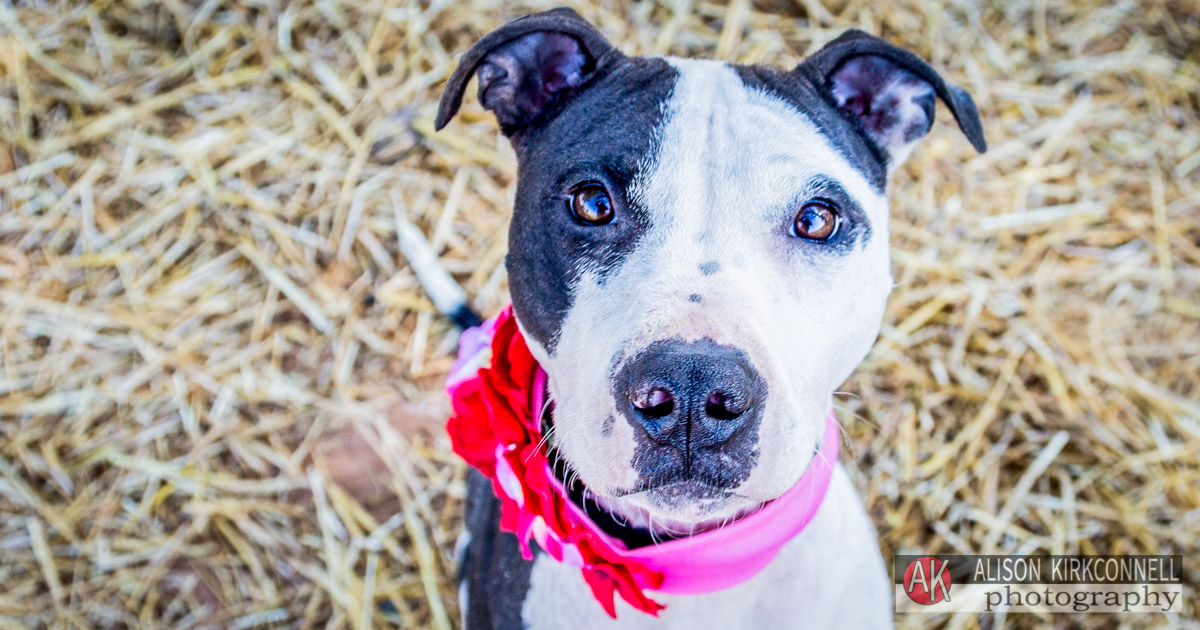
796,30,986,168
435,8,618,141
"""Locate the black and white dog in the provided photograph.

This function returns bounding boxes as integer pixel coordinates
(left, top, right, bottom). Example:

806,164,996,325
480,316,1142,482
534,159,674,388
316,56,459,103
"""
434,8,985,628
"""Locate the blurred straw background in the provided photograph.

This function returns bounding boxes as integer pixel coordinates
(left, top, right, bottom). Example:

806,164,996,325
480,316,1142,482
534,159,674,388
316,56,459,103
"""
1,0,1198,628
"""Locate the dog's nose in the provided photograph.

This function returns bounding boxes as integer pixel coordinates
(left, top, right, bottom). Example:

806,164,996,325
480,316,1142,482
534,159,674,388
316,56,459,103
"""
620,339,764,451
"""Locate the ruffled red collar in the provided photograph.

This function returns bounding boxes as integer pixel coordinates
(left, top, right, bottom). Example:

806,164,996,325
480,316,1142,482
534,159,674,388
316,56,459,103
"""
446,307,837,618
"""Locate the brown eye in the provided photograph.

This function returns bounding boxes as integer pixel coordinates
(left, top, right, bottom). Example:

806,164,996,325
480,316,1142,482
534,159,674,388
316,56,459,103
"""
792,201,839,241
569,183,615,226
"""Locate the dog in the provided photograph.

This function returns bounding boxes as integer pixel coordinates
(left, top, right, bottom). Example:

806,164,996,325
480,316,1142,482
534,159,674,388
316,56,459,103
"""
432,8,985,629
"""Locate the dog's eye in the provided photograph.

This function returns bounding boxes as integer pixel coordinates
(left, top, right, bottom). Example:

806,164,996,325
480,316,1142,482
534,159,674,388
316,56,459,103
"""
791,200,840,241
569,183,615,226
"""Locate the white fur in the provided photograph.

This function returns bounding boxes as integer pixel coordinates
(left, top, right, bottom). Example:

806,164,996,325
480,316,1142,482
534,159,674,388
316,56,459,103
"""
530,59,895,528
520,465,892,628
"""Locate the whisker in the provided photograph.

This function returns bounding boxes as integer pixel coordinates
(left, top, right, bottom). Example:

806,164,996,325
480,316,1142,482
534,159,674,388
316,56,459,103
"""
831,403,879,430
525,426,556,464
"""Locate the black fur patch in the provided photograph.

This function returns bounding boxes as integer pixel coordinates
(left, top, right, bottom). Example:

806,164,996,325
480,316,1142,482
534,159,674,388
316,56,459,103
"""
462,469,537,630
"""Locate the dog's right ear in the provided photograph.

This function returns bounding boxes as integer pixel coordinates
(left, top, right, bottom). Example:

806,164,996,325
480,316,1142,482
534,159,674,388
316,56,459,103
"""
435,8,618,140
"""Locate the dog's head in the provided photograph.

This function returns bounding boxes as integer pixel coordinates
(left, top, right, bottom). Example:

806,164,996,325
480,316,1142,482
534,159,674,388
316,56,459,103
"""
438,8,984,536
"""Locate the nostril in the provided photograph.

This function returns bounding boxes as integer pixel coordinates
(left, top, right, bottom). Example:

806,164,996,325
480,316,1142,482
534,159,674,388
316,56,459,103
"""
632,387,674,418
705,391,744,420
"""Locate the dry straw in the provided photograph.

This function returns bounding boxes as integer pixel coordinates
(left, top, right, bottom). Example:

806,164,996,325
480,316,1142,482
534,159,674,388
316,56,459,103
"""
1,0,1198,628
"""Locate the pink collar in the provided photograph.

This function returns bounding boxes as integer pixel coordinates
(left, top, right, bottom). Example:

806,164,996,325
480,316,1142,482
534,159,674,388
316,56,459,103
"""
446,307,837,617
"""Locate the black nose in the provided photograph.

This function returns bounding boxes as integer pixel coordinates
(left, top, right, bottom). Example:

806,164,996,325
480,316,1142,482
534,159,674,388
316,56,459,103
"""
618,339,765,452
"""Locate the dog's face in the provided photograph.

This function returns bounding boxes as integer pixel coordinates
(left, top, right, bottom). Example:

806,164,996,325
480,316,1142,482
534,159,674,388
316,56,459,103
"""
438,9,984,535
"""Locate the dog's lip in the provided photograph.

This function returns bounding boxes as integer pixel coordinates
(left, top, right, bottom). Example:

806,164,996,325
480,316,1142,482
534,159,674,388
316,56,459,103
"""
610,477,748,500
550,448,761,540
591,484,768,539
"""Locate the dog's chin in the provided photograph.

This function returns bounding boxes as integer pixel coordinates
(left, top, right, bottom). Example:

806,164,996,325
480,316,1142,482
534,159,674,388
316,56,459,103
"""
590,483,765,539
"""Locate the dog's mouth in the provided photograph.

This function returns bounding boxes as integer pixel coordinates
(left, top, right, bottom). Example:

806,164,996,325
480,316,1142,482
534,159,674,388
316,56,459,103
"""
550,451,765,545
541,397,766,545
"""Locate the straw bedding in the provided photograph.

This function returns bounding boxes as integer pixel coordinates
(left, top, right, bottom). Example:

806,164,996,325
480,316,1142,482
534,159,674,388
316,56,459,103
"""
1,0,1198,628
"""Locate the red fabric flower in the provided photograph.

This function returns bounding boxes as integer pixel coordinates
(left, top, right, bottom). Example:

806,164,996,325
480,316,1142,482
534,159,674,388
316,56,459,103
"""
446,307,666,618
